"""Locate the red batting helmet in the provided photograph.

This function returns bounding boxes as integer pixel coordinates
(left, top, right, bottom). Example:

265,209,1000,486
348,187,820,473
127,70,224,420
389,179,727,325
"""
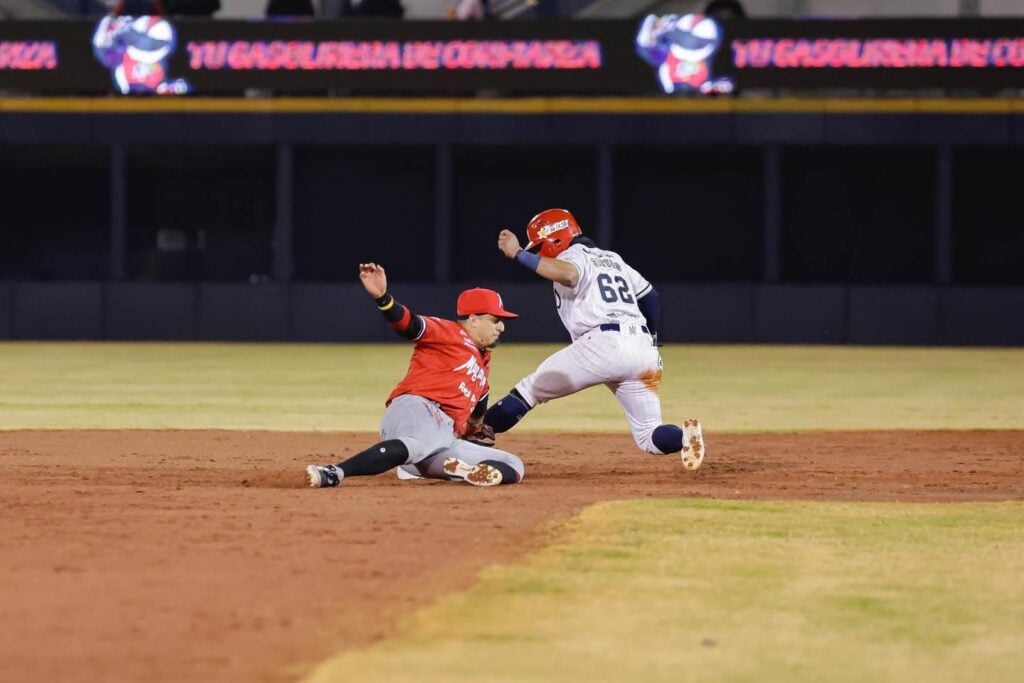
524,208,582,258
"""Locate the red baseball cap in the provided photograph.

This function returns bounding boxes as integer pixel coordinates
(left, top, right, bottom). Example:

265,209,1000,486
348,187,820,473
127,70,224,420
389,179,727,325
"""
456,288,518,319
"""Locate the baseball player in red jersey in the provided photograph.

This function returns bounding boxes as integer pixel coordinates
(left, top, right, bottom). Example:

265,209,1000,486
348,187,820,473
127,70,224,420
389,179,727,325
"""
483,209,705,470
306,263,525,488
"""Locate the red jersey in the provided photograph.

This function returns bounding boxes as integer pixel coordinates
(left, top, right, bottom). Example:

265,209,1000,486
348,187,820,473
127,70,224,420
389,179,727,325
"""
386,316,490,436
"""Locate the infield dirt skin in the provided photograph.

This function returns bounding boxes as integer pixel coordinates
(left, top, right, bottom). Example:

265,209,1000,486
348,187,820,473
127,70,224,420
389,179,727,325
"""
2,429,1022,683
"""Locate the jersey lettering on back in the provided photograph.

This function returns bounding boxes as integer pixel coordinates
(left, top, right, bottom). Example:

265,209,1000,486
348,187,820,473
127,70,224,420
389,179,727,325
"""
387,317,490,435
553,244,652,341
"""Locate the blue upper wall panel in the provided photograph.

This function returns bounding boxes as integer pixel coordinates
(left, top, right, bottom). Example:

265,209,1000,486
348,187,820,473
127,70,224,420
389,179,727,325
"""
1,98,1020,146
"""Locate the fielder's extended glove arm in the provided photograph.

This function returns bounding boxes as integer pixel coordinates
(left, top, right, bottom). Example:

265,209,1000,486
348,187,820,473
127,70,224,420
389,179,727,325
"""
463,422,496,447
463,393,495,446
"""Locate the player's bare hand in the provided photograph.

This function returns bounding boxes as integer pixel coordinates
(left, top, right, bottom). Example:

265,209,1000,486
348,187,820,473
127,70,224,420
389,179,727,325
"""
358,263,387,298
497,230,522,259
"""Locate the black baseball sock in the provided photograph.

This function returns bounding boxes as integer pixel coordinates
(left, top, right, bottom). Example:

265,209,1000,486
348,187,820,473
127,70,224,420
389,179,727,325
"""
338,439,409,477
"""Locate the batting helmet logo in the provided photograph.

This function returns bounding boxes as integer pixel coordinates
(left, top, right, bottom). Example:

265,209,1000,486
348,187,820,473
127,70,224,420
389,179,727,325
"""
524,208,582,258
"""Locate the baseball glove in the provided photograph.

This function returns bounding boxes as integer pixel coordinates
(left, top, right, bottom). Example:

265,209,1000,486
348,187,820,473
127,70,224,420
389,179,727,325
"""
463,422,496,447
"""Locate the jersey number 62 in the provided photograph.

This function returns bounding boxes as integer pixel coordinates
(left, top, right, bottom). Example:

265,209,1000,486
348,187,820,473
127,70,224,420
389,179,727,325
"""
597,274,635,304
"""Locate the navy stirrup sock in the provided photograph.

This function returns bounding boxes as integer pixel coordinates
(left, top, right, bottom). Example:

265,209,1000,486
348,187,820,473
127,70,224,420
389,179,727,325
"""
652,424,684,454
484,390,531,433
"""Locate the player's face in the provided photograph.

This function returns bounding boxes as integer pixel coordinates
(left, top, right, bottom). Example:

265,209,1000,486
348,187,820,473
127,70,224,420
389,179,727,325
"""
468,314,506,349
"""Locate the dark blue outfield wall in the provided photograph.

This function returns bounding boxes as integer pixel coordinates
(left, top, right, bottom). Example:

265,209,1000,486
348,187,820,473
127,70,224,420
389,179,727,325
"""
2,98,1024,345
3,281,1023,345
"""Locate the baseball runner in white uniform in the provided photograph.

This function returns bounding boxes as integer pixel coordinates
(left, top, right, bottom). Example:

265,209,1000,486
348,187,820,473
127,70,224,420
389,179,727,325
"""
482,208,705,470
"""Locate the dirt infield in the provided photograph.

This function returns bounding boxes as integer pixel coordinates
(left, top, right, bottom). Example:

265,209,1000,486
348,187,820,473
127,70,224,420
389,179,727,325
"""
2,429,1022,683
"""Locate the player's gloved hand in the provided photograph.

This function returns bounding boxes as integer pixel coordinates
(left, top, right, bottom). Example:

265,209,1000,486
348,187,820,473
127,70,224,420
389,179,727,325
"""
463,422,496,447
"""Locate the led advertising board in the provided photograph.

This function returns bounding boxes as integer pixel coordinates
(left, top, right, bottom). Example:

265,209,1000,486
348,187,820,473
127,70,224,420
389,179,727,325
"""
1,17,1023,95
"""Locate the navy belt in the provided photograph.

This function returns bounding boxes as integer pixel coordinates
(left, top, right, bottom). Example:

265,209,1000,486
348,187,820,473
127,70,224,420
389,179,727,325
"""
599,322,650,335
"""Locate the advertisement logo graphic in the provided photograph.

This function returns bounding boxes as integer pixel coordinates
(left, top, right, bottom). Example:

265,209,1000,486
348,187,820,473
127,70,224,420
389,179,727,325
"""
635,13,734,95
92,15,190,94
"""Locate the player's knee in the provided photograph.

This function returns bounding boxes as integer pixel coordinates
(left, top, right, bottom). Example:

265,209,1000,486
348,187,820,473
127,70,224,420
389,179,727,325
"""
483,389,531,433
635,424,683,455
396,437,426,464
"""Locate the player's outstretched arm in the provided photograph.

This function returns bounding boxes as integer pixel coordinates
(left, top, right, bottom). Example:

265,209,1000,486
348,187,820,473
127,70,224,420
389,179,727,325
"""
497,229,579,287
358,262,425,340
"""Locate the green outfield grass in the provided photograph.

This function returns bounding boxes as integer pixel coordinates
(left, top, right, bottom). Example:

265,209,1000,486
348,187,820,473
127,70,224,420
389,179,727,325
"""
305,499,1024,683
0,342,1022,431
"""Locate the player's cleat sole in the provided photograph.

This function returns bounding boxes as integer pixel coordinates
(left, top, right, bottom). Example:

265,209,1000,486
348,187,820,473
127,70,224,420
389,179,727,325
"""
307,464,342,488
681,419,705,471
442,457,503,487
465,464,503,486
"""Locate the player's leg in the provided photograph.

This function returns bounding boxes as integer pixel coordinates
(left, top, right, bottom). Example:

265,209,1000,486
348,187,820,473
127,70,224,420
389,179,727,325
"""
482,387,532,434
307,395,456,488
306,438,410,488
485,340,607,433
609,378,705,470
603,337,705,469
419,440,525,487
378,395,458,464
608,377,676,454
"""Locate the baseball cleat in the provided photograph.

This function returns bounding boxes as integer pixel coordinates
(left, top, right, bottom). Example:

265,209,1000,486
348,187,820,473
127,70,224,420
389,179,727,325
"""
465,464,503,487
307,464,342,488
680,419,705,471
396,466,424,480
442,457,503,487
